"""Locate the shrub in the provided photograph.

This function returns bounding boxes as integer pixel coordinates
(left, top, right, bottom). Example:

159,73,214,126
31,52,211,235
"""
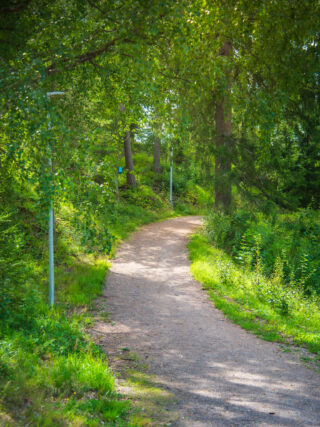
185,183,213,208
205,208,320,295
123,185,165,210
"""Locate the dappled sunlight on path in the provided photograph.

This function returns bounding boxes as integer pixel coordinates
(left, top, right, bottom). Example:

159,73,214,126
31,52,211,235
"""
93,216,320,426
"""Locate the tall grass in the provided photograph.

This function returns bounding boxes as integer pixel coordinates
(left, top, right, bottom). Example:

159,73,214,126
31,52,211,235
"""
0,190,177,425
189,231,320,354
205,208,320,295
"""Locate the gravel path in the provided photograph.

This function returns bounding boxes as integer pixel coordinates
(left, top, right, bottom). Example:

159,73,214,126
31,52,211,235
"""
95,216,320,426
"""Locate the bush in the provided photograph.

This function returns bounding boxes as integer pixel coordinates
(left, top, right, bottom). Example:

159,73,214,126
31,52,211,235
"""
185,183,213,208
0,213,44,328
189,233,320,352
205,208,320,295
123,185,165,210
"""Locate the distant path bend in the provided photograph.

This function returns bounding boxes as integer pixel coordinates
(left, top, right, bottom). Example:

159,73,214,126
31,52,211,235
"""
98,216,320,426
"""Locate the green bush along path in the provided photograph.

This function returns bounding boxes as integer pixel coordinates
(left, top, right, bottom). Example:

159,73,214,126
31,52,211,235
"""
190,211,320,354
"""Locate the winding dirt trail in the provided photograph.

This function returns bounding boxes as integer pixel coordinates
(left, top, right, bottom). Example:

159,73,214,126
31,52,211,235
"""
94,216,320,426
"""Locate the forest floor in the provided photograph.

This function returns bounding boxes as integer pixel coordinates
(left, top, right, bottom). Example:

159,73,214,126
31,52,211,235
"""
90,216,320,426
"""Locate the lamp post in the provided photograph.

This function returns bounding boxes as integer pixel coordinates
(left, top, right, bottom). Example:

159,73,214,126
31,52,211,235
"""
47,91,64,308
169,145,173,207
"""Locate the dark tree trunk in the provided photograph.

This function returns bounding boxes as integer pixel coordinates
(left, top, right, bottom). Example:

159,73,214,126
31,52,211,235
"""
124,130,136,187
214,41,232,212
153,136,161,173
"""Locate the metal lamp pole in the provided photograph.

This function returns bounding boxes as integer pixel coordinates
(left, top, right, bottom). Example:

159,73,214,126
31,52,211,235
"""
169,145,173,207
47,91,65,308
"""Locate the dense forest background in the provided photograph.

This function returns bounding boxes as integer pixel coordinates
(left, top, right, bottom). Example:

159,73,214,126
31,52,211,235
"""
1,0,320,425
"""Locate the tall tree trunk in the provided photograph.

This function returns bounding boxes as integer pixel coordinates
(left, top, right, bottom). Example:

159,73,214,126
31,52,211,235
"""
124,130,136,187
153,136,161,173
214,41,232,212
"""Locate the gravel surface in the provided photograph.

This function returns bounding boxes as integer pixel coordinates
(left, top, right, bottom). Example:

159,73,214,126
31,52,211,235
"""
93,216,320,426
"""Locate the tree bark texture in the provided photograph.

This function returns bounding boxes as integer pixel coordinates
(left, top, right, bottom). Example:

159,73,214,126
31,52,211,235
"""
153,136,161,173
214,41,232,212
124,130,136,187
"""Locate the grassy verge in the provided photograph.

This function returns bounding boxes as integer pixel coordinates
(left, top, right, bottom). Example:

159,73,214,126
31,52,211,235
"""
0,202,177,426
102,348,179,427
126,370,177,427
188,232,320,357
0,258,128,426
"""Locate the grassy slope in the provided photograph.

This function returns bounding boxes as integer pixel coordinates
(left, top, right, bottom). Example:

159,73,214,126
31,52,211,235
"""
0,202,176,427
188,232,320,358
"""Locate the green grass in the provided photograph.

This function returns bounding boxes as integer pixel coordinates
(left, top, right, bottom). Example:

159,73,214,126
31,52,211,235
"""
107,347,178,427
0,258,126,426
188,232,320,353
0,199,182,426
56,256,110,307
126,370,178,426
0,309,128,426
0,177,203,426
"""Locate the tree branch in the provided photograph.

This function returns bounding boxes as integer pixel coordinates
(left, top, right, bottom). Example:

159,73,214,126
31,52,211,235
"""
46,36,123,73
0,1,31,15
158,70,192,84
86,0,122,25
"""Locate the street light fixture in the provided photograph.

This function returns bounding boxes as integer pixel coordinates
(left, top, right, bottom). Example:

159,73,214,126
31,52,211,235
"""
46,91,65,308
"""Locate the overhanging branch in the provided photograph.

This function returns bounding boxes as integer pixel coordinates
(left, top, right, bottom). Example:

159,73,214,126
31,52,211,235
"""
46,36,124,74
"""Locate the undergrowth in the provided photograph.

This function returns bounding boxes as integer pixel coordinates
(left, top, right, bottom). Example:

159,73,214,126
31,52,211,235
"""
188,233,320,354
0,258,128,426
0,188,178,426
206,208,320,295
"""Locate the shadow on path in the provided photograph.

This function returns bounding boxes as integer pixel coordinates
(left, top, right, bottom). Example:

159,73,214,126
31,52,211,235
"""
92,216,320,426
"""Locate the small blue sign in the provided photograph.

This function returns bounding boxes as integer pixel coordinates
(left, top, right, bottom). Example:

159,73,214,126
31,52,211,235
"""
118,166,123,174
